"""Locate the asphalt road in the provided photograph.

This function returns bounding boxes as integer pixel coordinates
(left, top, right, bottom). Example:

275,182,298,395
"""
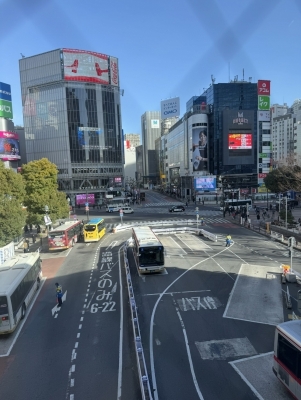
0,231,140,400
125,217,295,400
0,190,296,399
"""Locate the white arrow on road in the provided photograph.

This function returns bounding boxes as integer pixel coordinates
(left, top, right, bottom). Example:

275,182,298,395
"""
51,291,67,317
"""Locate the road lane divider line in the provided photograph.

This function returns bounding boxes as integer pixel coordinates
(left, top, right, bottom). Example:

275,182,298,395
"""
149,244,233,400
143,290,211,296
172,297,204,400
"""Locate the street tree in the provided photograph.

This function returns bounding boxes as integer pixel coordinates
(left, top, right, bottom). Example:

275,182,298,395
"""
0,161,27,246
264,166,301,193
21,158,69,225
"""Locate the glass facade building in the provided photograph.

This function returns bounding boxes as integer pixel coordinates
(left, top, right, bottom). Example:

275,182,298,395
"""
205,82,258,182
19,49,123,204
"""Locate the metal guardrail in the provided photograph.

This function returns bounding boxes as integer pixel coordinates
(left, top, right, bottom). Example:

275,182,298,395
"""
123,241,153,400
114,223,218,242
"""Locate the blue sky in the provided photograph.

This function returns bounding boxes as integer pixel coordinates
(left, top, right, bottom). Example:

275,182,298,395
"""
1,0,301,136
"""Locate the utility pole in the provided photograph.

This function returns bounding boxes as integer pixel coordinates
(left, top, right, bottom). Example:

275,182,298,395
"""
288,237,295,274
285,196,288,230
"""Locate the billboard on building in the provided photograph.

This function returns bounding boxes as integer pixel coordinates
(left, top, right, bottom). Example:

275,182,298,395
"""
258,95,270,110
192,127,208,172
63,49,110,84
0,99,13,119
257,80,270,95
161,97,180,120
76,194,95,205
0,131,20,161
151,119,160,128
194,176,216,191
109,56,119,87
258,110,270,122
222,110,254,165
0,82,12,102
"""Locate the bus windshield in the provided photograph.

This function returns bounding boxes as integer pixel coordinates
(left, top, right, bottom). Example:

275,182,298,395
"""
48,231,64,239
84,225,96,232
139,247,164,265
0,296,8,316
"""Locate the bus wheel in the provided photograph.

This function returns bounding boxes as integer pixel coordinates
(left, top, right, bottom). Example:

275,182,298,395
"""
21,303,26,319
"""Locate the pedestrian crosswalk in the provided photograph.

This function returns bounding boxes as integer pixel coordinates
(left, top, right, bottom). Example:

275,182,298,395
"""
133,206,222,216
105,217,233,231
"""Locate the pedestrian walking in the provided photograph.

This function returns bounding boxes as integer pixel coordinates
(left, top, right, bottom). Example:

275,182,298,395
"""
23,240,29,253
186,201,188,207
55,283,63,307
225,234,232,247
32,234,36,244
202,199,205,205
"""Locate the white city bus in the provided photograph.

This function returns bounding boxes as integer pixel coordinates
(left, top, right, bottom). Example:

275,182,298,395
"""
220,198,252,210
0,252,42,334
132,226,165,273
273,320,301,399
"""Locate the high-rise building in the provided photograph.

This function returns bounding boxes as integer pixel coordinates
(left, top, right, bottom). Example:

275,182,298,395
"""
124,133,140,183
203,81,258,189
19,48,123,206
141,111,161,184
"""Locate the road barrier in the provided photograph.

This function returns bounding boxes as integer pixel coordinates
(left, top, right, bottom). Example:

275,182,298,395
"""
123,240,153,400
114,223,218,242
271,231,284,242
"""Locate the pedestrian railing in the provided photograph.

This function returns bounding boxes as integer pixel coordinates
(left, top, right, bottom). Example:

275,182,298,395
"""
123,240,153,400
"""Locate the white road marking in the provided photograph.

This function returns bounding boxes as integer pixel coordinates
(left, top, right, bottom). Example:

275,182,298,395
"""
77,333,80,338
70,379,74,387
173,300,204,400
150,245,232,400
143,290,211,296
155,339,161,345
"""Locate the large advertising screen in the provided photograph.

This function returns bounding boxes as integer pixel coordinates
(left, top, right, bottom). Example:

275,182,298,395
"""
0,131,20,161
228,134,252,149
63,49,109,84
192,127,208,172
194,176,216,191
222,110,254,165
76,194,95,205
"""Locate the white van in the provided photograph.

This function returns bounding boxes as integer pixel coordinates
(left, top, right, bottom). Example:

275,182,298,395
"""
106,205,119,212
121,206,134,214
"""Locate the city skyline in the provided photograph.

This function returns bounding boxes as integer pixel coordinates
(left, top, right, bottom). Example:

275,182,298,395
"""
0,0,300,136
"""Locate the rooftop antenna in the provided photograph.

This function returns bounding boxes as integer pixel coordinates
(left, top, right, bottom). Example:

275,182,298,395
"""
234,75,238,82
20,53,25,58
249,77,252,82
243,68,244,81
211,74,216,84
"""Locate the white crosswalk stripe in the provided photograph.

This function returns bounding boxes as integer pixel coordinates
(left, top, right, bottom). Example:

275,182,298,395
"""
105,217,232,231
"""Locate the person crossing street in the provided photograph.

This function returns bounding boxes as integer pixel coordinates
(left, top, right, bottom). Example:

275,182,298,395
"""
55,283,63,307
226,234,232,247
